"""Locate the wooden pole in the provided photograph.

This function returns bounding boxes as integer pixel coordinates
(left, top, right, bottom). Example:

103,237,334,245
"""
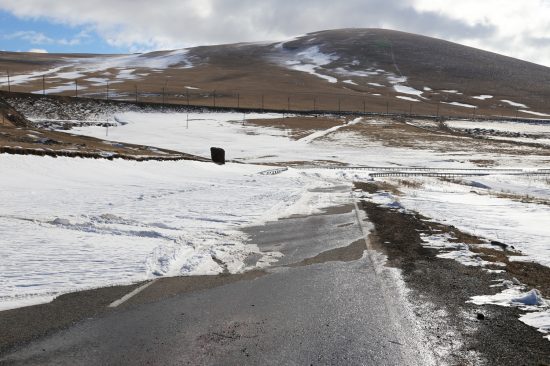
386,102,388,114
288,96,290,111
473,107,476,119
135,85,137,102
238,93,240,108
43,75,45,95
437,104,439,117
106,83,109,100
262,95,264,110
363,100,365,114
162,87,165,104
75,79,78,97
7,70,10,92
213,90,216,107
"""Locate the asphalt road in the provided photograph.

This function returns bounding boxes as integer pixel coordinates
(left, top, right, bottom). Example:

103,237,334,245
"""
0,191,429,365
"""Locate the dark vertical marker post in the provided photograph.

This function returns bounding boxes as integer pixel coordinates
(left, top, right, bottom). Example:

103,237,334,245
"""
386,102,388,114
287,96,290,111
106,83,109,100
314,98,316,112
473,107,476,119
7,70,10,92
42,75,45,95
262,95,264,110
437,104,439,117
516,107,518,119
238,93,240,108
186,113,188,129
187,90,189,106
162,87,165,104
363,100,365,114
410,104,412,115
75,79,78,97
339,100,341,116
213,90,216,107
135,85,137,102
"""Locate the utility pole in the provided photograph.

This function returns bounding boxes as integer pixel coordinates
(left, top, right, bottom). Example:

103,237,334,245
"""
43,75,45,95
7,70,10,92
75,79,78,97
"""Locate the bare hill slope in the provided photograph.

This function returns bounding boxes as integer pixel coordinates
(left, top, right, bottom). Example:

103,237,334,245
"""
2,29,550,119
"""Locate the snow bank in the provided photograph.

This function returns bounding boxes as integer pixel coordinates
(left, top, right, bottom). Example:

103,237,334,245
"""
0,154,316,310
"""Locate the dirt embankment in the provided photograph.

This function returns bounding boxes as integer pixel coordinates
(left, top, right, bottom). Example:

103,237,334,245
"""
0,97,32,128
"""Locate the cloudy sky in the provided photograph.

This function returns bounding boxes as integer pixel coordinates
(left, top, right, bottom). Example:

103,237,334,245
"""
1,0,550,66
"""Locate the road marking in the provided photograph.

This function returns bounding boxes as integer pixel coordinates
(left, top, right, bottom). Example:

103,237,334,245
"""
108,279,158,308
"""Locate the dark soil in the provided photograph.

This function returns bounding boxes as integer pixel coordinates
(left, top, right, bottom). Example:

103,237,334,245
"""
355,181,550,365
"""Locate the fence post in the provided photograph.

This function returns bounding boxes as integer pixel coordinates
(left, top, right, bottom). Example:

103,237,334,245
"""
386,102,388,114
363,100,365,114
106,83,109,100
238,93,240,108
162,87,165,104
75,79,78,97
43,75,45,95
473,107,476,119
7,70,10,92
262,94,264,110
516,107,518,119
213,90,216,107
437,104,439,117
410,104,412,115
134,85,137,102
288,96,290,111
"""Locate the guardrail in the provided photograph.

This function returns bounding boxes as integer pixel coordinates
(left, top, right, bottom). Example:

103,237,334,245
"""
258,167,289,175
294,165,525,173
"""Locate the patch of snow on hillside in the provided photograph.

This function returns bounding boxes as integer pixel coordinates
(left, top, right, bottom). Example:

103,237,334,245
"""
502,100,528,108
396,96,421,102
423,86,432,91
442,101,476,108
520,110,550,117
473,95,493,100
284,46,339,83
368,82,385,87
343,80,357,85
394,85,423,96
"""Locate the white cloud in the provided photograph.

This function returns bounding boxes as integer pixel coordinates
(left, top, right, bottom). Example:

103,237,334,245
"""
58,38,81,46
5,31,53,44
28,48,48,53
0,0,550,65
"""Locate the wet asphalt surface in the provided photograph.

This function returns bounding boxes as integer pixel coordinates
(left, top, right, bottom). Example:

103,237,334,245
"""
0,188,428,365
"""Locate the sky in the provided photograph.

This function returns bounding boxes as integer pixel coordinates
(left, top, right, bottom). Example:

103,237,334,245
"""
1,0,550,66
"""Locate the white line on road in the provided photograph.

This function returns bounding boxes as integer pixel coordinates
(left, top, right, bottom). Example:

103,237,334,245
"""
108,279,158,308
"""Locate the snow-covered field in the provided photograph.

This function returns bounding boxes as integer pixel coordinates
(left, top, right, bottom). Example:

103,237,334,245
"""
2,110,550,322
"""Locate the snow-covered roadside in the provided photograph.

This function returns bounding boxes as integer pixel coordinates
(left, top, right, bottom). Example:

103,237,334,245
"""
0,154,339,311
